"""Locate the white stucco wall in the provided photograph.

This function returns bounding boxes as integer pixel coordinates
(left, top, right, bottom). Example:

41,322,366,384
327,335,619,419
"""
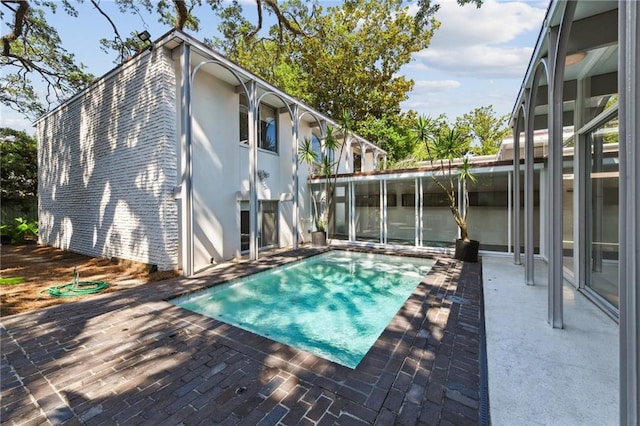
189,69,317,271
37,48,179,270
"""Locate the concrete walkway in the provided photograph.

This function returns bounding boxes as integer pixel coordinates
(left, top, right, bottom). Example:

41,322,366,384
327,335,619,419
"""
482,256,619,426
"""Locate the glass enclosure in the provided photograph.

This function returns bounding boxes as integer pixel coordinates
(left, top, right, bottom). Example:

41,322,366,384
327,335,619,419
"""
308,167,545,266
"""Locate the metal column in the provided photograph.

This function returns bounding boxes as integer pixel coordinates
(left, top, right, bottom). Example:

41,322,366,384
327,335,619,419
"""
619,0,639,422
513,110,522,265
180,43,194,277
292,105,300,249
547,1,576,328
525,86,536,286
248,81,259,260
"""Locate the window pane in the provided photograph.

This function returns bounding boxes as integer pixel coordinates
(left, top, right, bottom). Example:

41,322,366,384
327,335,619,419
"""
354,181,380,242
422,178,457,247
466,172,509,251
387,179,415,245
586,114,619,308
239,95,248,145
331,183,349,240
260,201,278,248
259,105,277,153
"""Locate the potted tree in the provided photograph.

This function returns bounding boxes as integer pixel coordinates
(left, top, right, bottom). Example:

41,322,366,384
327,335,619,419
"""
413,116,479,262
299,111,353,246
299,127,338,246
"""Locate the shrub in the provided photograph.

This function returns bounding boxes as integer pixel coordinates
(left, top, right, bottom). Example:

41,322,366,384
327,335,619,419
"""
0,217,38,244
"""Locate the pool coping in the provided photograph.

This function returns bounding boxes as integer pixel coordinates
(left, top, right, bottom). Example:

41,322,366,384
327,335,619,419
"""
1,246,484,425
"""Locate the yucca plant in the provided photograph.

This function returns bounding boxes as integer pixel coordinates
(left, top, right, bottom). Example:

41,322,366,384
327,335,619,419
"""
299,111,352,237
413,116,476,242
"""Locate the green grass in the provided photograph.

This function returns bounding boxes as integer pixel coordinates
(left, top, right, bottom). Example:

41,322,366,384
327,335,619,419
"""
0,277,25,285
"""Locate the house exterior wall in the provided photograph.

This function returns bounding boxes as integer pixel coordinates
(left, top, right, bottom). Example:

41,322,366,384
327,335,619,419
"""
188,69,317,271
37,47,179,271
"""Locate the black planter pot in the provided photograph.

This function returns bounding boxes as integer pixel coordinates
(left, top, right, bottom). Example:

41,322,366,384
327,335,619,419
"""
311,231,327,247
454,239,480,262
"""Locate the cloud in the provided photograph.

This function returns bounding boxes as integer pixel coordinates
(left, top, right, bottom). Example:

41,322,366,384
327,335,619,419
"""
415,45,534,78
0,112,34,133
429,0,545,48
412,0,546,78
413,79,461,93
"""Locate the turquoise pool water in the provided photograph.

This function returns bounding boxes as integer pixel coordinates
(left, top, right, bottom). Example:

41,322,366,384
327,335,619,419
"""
171,251,434,368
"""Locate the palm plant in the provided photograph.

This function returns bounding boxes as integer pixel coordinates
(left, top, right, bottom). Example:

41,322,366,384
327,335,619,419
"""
299,111,352,236
413,116,476,242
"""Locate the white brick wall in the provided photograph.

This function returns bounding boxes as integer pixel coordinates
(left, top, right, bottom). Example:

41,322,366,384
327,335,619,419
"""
37,47,179,270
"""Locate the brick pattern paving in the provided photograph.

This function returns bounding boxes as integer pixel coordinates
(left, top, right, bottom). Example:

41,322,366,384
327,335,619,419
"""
0,248,484,425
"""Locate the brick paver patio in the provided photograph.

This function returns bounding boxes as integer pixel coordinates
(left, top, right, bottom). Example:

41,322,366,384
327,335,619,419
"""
1,247,485,425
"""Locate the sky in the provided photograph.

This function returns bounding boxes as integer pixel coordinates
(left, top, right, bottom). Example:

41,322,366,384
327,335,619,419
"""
1,0,549,134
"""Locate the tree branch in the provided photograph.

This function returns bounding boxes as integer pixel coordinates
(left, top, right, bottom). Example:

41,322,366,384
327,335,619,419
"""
2,0,29,56
263,0,305,36
173,0,188,30
248,0,264,38
90,0,128,59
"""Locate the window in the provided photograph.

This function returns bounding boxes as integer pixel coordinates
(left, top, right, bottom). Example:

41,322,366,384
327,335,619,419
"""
239,95,278,153
353,153,362,172
311,133,322,162
239,96,249,145
259,105,277,153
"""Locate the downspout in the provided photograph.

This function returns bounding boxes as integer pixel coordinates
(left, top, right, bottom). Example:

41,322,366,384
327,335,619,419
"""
180,43,194,277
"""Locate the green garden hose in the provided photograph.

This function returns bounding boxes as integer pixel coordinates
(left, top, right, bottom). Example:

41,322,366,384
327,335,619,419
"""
46,281,109,298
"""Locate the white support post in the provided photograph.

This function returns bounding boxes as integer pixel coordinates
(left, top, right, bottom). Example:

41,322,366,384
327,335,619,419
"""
180,43,193,277
513,110,522,265
380,179,386,244
292,105,300,249
248,80,259,260
525,86,536,286
415,178,420,247
547,1,576,329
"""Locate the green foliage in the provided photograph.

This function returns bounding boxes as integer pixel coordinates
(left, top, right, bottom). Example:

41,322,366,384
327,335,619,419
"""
1,217,38,244
1,3,94,119
455,105,510,156
0,128,37,202
211,0,439,127
298,112,354,233
357,112,418,165
0,277,25,286
410,116,475,241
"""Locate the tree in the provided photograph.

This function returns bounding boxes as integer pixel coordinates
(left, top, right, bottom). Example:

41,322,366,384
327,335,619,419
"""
411,117,475,241
2,0,481,121
0,128,37,202
212,0,477,128
455,105,510,156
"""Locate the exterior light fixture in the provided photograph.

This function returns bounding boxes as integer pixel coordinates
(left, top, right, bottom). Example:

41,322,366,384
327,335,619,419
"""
137,30,151,43
565,51,586,66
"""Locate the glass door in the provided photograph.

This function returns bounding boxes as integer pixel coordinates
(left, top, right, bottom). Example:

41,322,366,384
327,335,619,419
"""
240,200,279,251
585,115,619,308
259,201,278,248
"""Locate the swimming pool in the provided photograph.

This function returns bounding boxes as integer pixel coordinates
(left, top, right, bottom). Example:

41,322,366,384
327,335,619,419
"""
171,250,434,368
